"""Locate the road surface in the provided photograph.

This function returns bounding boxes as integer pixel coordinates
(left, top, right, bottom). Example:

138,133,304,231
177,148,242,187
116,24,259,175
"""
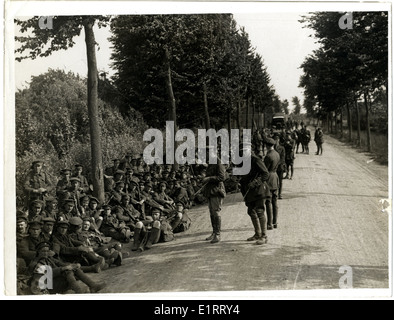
91,132,390,296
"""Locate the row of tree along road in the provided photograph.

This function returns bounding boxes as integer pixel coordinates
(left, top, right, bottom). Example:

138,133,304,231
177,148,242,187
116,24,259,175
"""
15,12,388,204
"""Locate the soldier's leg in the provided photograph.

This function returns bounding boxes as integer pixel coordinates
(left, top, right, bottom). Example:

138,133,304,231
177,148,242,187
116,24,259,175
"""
278,170,283,199
132,221,144,251
272,190,278,228
205,197,216,240
255,199,268,245
265,197,273,230
210,196,223,244
64,270,89,294
145,221,161,250
170,211,182,231
246,204,262,241
74,268,106,293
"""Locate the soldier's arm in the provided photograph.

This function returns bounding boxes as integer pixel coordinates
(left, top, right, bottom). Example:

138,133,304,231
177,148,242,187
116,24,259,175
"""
23,173,36,193
255,158,269,181
18,238,37,262
115,207,131,222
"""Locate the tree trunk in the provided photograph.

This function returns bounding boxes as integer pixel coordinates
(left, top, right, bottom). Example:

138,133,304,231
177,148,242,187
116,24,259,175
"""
364,90,372,152
346,100,352,142
83,20,105,204
227,108,232,133
245,98,249,129
330,112,333,134
326,113,329,133
252,100,256,134
165,47,178,170
236,100,241,129
354,95,361,147
339,107,343,139
203,82,210,130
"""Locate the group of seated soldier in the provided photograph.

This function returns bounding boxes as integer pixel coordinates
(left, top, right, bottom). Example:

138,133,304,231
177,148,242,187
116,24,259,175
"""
17,153,241,295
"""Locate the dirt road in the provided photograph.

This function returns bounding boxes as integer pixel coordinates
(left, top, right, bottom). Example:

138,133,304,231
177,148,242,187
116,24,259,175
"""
93,132,390,296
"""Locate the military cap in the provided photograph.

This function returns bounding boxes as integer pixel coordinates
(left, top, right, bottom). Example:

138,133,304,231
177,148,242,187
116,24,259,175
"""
80,195,90,202
57,220,69,226
265,138,276,146
64,199,75,205
159,181,168,187
74,163,83,168
17,215,28,223
60,169,72,174
126,168,134,172
70,177,81,183
102,204,112,210
32,160,44,166
28,220,43,228
36,241,51,251
115,170,125,175
82,217,92,223
116,181,125,186
112,158,120,162
175,200,186,207
69,216,83,226
129,180,139,186
31,199,44,207
89,197,100,204
42,217,56,224
45,196,57,203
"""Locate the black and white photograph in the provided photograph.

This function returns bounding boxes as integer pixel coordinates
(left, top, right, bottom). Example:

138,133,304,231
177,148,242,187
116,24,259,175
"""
2,1,392,300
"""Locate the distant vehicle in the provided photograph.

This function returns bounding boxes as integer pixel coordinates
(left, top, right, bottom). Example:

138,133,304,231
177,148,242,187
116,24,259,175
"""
271,113,286,130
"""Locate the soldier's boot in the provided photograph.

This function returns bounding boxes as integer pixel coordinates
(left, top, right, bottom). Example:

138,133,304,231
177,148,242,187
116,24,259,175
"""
170,216,182,231
266,201,273,230
102,250,119,267
205,215,215,241
74,269,107,294
145,227,161,250
64,270,88,294
132,228,142,251
247,217,262,241
256,211,268,245
210,216,221,244
114,251,123,266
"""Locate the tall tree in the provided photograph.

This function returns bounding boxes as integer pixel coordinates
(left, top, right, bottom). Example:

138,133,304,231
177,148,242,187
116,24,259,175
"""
15,16,111,203
292,96,302,115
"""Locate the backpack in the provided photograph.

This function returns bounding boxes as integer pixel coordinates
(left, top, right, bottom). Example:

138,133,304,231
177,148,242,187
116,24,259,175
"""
160,219,175,242
173,211,192,233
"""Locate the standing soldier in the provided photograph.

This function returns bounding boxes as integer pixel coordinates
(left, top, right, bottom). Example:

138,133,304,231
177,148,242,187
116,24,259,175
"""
314,127,324,155
23,160,53,208
239,143,270,245
274,135,286,200
202,146,226,244
284,133,296,180
303,125,311,155
264,138,280,229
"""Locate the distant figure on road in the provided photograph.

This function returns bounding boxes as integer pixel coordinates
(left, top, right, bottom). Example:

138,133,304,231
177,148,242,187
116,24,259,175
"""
284,133,296,180
264,138,280,230
239,144,270,245
314,127,324,155
274,135,286,200
202,146,226,244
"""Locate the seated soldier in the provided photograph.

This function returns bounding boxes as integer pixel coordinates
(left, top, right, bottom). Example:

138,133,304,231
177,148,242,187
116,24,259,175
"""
132,207,162,252
84,196,104,232
124,168,140,193
51,220,105,273
142,182,169,215
100,204,132,243
108,181,126,206
72,164,90,194
18,220,46,266
29,241,106,294
80,218,123,267
66,177,85,215
114,194,144,231
41,217,56,242
172,180,190,209
28,199,45,222
163,200,184,231
153,181,175,211
42,196,58,219
56,169,72,204
128,180,146,215
79,195,90,218
57,198,78,222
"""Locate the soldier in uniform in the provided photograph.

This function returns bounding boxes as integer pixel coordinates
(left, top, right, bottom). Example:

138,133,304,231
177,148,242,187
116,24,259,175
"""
202,146,226,244
72,164,90,194
264,138,280,229
239,143,270,245
29,241,106,294
23,160,53,207
51,220,105,273
101,204,132,243
274,135,286,200
41,217,56,242
153,181,175,211
114,194,144,231
56,169,72,202
42,196,58,219
284,133,296,180
28,199,45,222
84,196,104,232
314,127,324,155
57,198,77,222
132,207,162,252
18,220,46,265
